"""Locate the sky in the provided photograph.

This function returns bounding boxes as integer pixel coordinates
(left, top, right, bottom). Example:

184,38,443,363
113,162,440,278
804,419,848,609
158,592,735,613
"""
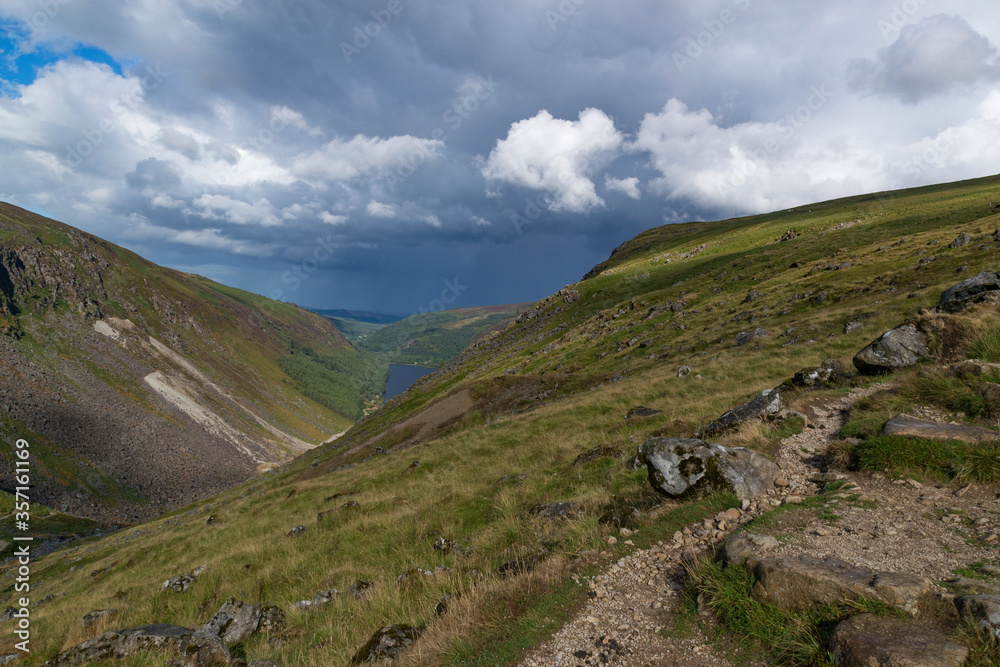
0,1,998,315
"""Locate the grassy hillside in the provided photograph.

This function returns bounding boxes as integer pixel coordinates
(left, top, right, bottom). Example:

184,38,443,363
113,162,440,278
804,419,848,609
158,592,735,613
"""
359,304,531,367
0,203,373,521
9,175,1000,664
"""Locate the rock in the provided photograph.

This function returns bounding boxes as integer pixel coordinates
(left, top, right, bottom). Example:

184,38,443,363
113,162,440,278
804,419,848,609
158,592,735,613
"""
287,525,306,537
195,598,262,646
348,580,376,599
396,568,433,586
258,606,285,634
950,232,972,248
599,504,642,529
434,594,454,616
351,625,422,663
743,289,762,303
723,533,780,570
853,323,930,375
883,414,1000,444
433,537,458,554
844,313,878,335
701,388,784,436
829,615,968,667
294,589,341,610
184,633,232,666
161,566,206,593
639,437,781,501
677,366,692,378
938,271,1000,313
736,328,769,346
955,594,1000,639
82,608,117,628
46,624,194,666
752,555,931,615
626,406,662,420
573,446,622,466
791,359,851,388
530,502,579,519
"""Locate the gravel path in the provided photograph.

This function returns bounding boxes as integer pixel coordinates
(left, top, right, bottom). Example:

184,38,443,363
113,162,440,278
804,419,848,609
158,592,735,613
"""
517,388,876,667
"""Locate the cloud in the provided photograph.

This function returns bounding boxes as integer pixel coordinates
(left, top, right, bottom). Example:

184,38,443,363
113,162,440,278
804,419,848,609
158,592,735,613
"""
125,157,181,190
192,195,281,227
847,15,1000,104
366,201,397,218
481,108,624,213
605,176,641,200
291,135,445,184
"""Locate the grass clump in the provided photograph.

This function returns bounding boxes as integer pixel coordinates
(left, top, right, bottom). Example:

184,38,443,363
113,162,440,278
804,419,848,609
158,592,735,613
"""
968,329,1000,363
844,436,1000,484
684,557,903,666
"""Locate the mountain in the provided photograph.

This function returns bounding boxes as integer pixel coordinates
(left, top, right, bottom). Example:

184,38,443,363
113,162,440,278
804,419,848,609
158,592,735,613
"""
0,203,382,523
357,303,533,367
11,175,1000,665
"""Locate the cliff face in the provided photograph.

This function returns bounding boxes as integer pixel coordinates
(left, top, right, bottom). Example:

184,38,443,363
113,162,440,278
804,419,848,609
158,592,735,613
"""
0,203,357,522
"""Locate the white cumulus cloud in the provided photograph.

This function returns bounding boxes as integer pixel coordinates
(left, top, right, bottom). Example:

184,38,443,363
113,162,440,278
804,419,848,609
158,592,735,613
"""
481,108,624,213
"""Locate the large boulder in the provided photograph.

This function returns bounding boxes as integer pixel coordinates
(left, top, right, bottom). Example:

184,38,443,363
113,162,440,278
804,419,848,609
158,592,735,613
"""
853,324,930,375
938,270,1000,313
829,615,968,667
639,438,781,501
700,388,784,437
751,555,931,615
883,414,1000,444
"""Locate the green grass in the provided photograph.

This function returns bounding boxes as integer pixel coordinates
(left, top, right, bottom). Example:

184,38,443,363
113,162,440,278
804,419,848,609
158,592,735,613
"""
969,329,1000,363
847,436,1000,484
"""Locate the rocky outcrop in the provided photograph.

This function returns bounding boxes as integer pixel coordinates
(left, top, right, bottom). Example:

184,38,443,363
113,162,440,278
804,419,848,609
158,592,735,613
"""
45,624,194,666
351,625,423,663
639,438,781,501
883,414,1000,444
700,388,784,436
938,270,1000,313
751,555,931,615
853,323,930,375
829,615,968,667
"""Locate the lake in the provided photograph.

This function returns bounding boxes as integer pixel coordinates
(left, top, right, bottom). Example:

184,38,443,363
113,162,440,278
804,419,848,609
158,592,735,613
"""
384,363,437,401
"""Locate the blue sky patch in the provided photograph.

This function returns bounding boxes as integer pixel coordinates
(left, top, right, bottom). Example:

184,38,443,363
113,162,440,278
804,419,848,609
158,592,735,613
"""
0,20,122,95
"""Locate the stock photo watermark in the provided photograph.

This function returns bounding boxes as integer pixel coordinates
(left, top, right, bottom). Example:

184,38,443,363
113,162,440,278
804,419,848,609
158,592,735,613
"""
545,0,587,31
63,63,169,168
340,0,412,63
673,0,751,73
11,438,32,653
878,0,932,42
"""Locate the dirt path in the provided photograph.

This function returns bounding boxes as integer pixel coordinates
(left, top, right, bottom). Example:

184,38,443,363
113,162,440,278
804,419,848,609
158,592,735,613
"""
517,388,878,667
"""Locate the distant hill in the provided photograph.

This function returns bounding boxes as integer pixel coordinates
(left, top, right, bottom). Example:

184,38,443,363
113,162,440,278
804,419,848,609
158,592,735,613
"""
0,203,384,522
358,303,532,367
311,308,404,324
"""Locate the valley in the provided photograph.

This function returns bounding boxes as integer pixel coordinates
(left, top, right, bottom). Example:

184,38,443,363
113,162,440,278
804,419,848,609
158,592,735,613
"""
5,176,1000,664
